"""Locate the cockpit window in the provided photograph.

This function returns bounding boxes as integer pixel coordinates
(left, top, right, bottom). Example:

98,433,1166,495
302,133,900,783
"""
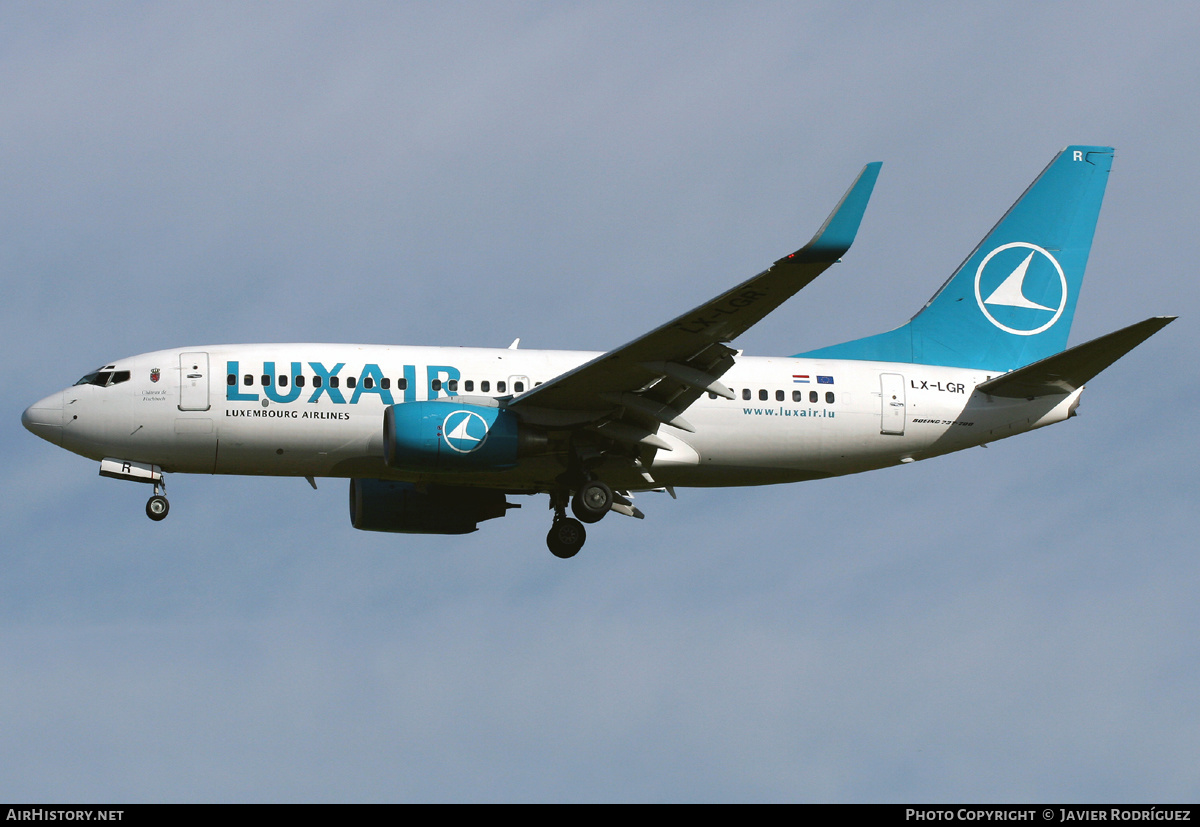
74,369,130,388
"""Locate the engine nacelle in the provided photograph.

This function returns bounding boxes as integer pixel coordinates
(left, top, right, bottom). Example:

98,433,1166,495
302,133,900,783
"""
383,401,541,473
349,478,514,534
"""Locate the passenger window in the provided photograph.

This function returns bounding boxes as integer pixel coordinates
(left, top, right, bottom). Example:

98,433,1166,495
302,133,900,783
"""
313,376,322,388
809,390,818,403
742,389,751,400
279,375,288,387
396,378,407,390
775,390,784,402
758,389,767,401
380,378,390,390
792,390,801,402
514,381,524,393
708,392,717,399
498,381,507,393
261,375,271,386
346,376,356,389
296,375,305,388
227,374,236,386
481,381,490,393
464,380,474,392
244,375,253,386
363,377,374,389
448,379,458,392
330,376,339,389
826,391,835,404
431,379,442,391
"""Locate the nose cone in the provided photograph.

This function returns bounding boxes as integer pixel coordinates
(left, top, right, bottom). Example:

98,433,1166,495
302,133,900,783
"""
22,390,65,445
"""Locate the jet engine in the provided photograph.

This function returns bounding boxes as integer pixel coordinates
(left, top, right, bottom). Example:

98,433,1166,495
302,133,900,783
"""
349,478,516,534
382,401,546,473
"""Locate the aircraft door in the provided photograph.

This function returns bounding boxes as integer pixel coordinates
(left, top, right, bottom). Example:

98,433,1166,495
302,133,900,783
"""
508,375,531,395
880,372,905,435
179,352,211,411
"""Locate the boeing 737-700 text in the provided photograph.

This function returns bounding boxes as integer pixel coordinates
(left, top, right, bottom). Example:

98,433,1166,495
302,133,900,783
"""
22,146,1174,558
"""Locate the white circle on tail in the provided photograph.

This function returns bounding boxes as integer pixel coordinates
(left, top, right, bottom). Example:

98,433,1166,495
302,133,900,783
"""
973,242,1067,336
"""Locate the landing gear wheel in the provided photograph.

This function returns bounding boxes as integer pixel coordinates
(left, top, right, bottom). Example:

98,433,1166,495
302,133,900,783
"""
571,480,613,524
547,518,586,559
146,495,170,521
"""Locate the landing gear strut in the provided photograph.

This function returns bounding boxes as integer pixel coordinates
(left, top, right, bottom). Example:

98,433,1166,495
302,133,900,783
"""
145,479,169,522
99,459,171,523
546,486,586,558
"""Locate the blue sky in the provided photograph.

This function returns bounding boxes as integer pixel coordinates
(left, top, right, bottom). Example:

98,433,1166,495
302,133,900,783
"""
3,2,1198,802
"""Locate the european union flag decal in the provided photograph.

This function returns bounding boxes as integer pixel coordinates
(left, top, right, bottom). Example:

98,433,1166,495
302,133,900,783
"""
817,375,834,384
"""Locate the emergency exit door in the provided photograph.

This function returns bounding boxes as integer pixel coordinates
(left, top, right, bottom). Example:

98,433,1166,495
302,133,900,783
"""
178,352,210,411
880,373,905,435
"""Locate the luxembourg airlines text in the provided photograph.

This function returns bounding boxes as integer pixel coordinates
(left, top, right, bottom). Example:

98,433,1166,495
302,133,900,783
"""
224,408,350,420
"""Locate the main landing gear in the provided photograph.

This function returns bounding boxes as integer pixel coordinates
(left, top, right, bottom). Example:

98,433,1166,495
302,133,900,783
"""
546,515,586,559
545,479,619,559
571,480,613,524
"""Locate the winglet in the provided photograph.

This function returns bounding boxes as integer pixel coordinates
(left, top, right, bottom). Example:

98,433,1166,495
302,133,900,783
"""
786,161,882,262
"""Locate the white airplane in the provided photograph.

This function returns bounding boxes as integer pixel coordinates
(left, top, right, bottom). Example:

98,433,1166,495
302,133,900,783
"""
22,146,1174,558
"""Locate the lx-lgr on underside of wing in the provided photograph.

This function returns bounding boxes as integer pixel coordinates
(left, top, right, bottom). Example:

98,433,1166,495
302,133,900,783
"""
508,163,883,463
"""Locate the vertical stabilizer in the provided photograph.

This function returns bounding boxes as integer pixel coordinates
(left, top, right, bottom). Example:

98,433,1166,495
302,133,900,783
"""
799,146,1114,372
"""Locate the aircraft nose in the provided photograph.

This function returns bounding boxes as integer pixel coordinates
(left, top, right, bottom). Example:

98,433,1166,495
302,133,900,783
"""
22,390,65,445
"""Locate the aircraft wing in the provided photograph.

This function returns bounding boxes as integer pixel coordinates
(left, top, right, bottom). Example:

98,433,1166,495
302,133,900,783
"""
508,162,881,449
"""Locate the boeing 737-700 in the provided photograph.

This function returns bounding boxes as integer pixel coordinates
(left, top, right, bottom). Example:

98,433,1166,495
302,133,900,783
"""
22,146,1174,558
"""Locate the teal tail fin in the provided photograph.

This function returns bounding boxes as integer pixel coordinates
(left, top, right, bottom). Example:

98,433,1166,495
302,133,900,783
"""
798,146,1114,372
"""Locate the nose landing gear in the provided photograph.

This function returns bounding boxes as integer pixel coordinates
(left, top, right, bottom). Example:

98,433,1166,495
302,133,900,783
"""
145,477,169,521
146,493,170,521
99,458,171,523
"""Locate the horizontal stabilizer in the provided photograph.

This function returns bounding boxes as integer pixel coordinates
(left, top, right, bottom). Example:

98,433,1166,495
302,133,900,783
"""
976,316,1176,398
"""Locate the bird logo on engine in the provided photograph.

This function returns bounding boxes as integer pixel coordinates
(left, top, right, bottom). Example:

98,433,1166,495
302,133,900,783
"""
441,410,491,453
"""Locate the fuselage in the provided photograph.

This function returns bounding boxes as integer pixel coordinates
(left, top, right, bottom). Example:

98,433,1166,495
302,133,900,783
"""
22,343,1080,493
